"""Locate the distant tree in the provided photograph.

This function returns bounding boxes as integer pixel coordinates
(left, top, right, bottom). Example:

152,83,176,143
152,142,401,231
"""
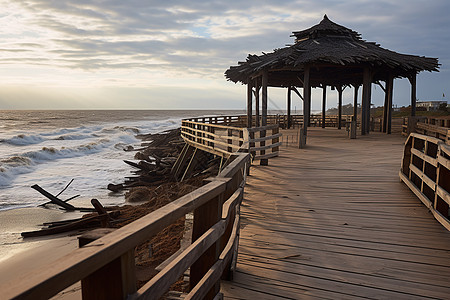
438,102,448,111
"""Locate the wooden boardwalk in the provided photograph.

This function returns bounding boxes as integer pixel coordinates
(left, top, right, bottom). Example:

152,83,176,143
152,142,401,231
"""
222,127,450,300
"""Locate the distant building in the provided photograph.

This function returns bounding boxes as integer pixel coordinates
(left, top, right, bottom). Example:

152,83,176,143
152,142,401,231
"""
416,100,447,111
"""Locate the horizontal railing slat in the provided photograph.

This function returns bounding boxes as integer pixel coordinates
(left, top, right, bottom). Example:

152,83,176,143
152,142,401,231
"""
250,142,282,152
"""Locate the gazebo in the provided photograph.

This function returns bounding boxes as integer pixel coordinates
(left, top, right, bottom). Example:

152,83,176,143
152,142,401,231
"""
225,15,439,136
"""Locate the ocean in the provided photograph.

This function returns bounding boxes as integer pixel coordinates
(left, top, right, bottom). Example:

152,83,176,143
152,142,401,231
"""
0,110,245,211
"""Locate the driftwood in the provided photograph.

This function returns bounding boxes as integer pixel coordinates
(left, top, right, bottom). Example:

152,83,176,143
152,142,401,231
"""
91,199,109,227
22,197,120,238
21,211,120,238
32,184,95,212
31,184,76,211
107,128,221,193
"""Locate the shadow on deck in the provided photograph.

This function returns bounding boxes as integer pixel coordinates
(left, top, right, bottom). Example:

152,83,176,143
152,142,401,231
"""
222,127,450,300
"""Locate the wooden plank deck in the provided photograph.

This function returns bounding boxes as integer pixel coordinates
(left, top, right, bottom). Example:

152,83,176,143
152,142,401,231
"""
222,127,450,300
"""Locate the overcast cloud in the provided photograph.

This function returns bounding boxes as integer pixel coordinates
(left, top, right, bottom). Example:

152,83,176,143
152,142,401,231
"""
0,0,448,109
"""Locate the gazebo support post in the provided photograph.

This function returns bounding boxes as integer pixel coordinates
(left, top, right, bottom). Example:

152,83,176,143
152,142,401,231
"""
303,65,311,137
386,74,394,134
287,86,292,129
322,85,327,128
255,79,260,127
409,73,417,117
361,67,372,135
353,85,359,121
337,85,343,129
247,78,253,128
260,70,268,166
382,80,388,133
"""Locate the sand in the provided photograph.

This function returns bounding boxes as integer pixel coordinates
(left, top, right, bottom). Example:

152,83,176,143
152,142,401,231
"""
0,208,83,277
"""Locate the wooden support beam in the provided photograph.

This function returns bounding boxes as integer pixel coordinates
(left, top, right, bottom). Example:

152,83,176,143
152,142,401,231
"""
291,86,304,101
247,78,253,128
322,85,326,128
337,85,343,130
361,67,371,135
255,79,260,127
303,65,311,137
353,84,359,122
181,148,202,181
79,229,136,300
287,86,292,129
260,70,269,165
409,73,417,117
190,192,223,299
387,74,394,134
382,80,388,133
366,73,372,134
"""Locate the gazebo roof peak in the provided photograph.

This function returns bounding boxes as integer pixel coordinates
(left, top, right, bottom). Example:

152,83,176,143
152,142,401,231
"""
291,14,361,42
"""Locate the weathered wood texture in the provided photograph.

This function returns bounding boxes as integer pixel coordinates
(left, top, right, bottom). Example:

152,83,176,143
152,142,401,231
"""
400,133,450,230
222,127,450,299
181,120,280,162
402,116,450,144
2,153,249,300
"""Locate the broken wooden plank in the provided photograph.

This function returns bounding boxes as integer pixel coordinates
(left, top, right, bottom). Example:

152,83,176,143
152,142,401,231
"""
31,184,76,211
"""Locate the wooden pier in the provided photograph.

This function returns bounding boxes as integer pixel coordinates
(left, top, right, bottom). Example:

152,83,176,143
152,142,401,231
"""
222,127,450,299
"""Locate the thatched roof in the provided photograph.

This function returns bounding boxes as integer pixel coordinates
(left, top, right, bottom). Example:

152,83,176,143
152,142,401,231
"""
225,15,439,87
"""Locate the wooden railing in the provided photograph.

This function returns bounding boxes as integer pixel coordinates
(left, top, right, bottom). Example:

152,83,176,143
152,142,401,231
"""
399,133,450,230
181,120,281,162
185,114,351,129
402,116,450,144
2,153,250,300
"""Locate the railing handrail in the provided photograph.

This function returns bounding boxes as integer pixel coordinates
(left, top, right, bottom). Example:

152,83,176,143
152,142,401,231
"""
402,116,450,144
2,152,250,300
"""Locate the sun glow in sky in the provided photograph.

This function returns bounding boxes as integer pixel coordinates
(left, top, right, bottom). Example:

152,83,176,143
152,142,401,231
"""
0,1,449,110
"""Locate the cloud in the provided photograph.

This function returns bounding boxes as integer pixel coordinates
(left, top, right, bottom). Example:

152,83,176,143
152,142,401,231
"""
0,0,449,108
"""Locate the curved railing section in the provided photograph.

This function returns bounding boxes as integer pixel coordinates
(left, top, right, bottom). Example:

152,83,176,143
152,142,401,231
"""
181,119,281,163
400,133,450,230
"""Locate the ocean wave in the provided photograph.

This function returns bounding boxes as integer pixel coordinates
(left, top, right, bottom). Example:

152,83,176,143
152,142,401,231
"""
2,134,45,146
0,139,112,187
53,134,93,141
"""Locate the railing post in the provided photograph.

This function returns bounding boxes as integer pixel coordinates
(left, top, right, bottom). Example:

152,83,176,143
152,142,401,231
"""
239,130,243,148
210,125,215,148
78,229,136,300
190,188,223,299
272,126,279,154
227,129,233,153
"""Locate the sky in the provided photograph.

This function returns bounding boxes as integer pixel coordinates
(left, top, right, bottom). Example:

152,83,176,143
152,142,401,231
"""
0,0,449,111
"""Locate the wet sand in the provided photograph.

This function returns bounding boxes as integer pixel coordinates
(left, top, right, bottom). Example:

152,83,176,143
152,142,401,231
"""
0,208,83,276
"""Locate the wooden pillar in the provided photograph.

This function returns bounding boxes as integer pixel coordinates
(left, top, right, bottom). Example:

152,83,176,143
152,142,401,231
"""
322,84,327,128
409,73,417,117
361,67,371,135
337,85,343,129
255,79,260,127
353,85,359,122
287,86,292,129
247,78,253,128
387,74,394,134
366,75,372,134
303,65,311,136
260,70,268,165
79,229,136,300
382,80,388,133
191,192,223,299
